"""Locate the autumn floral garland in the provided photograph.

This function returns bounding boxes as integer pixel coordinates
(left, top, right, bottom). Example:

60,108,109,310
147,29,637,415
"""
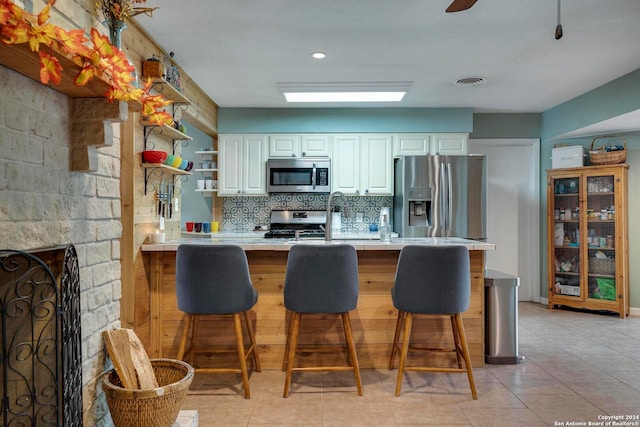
0,0,172,126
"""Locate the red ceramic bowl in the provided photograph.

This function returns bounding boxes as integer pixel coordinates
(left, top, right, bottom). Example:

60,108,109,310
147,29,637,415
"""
142,150,168,164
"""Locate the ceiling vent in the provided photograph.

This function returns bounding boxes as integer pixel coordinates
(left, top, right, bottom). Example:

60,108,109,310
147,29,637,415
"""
454,77,487,86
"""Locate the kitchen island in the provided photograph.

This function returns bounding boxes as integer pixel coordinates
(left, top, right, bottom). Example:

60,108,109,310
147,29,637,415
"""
140,237,494,369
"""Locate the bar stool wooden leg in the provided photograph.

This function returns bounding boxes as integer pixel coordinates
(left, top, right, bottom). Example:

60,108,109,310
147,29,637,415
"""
389,310,406,369
282,310,293,372
453,313,477,400
243,311,261,372
451,315,464,368
233,312,251,399
283,312,301,398
395,312,413,396
177,313,192,361
341,312,363,396
190,315,201,365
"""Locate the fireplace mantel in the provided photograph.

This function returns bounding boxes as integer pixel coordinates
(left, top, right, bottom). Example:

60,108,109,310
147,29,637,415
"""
0,42,135,172
0,42,114,98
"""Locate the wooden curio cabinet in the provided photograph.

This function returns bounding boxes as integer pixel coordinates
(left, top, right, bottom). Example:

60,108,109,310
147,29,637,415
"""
547,164,629,317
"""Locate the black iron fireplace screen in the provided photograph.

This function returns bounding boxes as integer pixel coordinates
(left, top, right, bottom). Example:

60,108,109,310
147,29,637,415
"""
0,245,82,427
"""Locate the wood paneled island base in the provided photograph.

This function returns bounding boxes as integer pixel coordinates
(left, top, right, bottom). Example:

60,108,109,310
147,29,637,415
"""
142,246,486,369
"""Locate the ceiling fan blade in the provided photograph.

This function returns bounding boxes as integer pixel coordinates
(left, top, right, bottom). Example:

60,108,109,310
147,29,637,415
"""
446,0,478,13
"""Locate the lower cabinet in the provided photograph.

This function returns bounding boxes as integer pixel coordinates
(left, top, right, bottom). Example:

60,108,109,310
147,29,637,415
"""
547,164,629,317
218,134,268,196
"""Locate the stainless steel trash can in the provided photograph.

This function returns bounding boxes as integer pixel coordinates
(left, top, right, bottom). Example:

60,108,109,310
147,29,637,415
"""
484,270,525,364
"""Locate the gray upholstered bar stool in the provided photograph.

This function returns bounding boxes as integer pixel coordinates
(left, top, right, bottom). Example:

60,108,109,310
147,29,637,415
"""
282,244,363,398
175,244,260,399
388,245,477,399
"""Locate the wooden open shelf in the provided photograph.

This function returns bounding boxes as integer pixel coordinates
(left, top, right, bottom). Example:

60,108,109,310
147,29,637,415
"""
150,77,191,104
141,163,192,175
140,122,193,140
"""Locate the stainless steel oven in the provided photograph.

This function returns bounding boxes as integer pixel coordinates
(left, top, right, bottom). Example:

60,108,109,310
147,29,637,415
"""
267,158,330,193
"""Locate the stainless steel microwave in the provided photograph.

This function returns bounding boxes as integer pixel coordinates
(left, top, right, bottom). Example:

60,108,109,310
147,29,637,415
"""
267,158,331,193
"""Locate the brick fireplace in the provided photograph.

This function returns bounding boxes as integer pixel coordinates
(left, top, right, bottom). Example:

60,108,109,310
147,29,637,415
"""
0,65,122,426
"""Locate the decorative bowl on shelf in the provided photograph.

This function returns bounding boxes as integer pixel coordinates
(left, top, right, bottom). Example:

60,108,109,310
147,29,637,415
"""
185,161,194,171
179,159,189,170
170,156,183,168
142,150,168,164
164,154,176,166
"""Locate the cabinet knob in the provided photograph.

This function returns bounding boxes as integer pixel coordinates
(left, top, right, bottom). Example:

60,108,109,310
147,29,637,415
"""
365,189,369,194
237,190,242,194
302,152,306,156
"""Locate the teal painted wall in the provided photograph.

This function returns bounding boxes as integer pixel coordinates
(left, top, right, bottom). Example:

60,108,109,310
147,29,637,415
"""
218,107,473,133
539,68,640,308
180,122,214,226
542,69,640,140
470,113,541,139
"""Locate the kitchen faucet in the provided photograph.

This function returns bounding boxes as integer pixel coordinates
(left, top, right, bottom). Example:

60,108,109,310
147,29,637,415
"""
325,191,345,241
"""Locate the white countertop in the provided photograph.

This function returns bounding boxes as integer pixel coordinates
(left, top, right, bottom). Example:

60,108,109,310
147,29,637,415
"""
142,235,495,252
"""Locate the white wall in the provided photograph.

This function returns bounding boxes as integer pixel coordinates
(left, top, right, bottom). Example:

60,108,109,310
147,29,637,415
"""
470,139,540,301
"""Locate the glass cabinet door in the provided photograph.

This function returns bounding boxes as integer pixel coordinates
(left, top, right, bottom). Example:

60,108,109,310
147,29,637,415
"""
548,164,627,317
551,175,581,298
585,174,617,301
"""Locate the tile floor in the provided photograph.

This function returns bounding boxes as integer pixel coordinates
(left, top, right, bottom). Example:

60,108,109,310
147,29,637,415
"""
181,302,640,426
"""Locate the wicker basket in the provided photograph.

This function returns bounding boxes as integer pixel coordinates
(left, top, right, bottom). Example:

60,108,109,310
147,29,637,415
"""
589,258,615,275
103,358,194,427
589,135,627,165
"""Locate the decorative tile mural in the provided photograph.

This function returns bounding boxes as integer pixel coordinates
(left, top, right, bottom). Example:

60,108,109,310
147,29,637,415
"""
222,194,393,232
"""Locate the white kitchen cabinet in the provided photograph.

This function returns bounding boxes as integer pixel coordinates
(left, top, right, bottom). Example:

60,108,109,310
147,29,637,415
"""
431,133,468,155
393,133,431,156
268,134,330,157
332,134,360,194
331,134,393,195
219,134,268,196
393,133,468,156
361,134,394,195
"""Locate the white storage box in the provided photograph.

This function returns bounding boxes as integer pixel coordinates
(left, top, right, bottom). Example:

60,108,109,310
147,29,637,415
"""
552,146,585,169
554,283,580,296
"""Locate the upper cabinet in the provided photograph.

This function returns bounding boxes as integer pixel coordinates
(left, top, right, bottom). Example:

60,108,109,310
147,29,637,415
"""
332,134,393,195
269,134,331,157
393,133,468,156
219,134,268,196
431,133,468,155
393,134,431,156
218,132,468,198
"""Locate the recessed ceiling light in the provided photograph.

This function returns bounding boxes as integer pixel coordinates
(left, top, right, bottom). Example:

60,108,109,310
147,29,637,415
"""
277,81,412,103
454,77,487,86
284,92,406,103
311,52,326,59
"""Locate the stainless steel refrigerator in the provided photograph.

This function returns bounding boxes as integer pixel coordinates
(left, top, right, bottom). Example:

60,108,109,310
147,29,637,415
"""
393,155,486,240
